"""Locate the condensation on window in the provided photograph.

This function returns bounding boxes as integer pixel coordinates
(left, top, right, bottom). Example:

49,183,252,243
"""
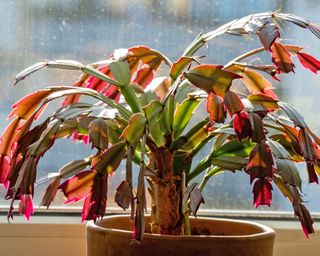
0,0,319,213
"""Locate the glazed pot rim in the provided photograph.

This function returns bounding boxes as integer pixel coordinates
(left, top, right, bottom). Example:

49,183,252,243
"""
86,214,275,241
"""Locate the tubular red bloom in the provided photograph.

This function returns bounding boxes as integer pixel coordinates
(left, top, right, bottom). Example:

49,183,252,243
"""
81,173,108,222
297,52,320,74
252,178,272,208
19,194,34,220
0,155,10,188
72,131,90,145
233,111,252,141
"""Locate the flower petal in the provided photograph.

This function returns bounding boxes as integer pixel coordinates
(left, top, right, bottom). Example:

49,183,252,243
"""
19,194,34,220
252,178,272,208
81,173,108,222
233,111,252,141
297,52,320,74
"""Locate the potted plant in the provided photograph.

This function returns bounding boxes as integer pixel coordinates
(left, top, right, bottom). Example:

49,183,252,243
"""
1,11,319,256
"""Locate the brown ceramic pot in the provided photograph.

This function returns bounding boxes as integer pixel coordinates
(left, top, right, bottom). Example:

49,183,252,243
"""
86,215,275,256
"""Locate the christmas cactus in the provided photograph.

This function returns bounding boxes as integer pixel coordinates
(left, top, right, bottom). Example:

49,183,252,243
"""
1,11,320,241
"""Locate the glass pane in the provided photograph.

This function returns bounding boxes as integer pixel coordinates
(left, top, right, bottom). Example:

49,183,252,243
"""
0,0,319,214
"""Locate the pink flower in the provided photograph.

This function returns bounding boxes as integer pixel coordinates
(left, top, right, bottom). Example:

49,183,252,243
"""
81,173,108,222
19,194,34,220
0,155,10,188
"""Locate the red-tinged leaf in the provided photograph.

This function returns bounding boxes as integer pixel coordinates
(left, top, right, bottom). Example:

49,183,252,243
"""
273,174,294,203
0,155,10,187
18,194,34,221
299,204,314,238
120,113,147,146
297,52,320,74
9,90,52,120
115,180,133,210
249,112,266,142
145,77,172,100
206,92,226,123
275,159,302,189
170,56,194,80
246,142,274,183
40,176,61,208
289,185,314,238
93,141,126,175
233,111,252,141
88,118,109,150
240,69,273,93
270,42,295,73
223,90,244,116
252,178,272,208
133,65,154,88
267,138,292,160
278,123,303,157
284,44,304,54
185,64,242,96
133,200,145,241
10,154,38,197
82,173,108,222
298,128,316,161
128,46,154,60
27,119,61,157
258,23,280,50
247,93,279,111
58,159,90,179
58,170,95,204
306,162,318,184
13,115,44,151
128,46,167,67
0,117,21,156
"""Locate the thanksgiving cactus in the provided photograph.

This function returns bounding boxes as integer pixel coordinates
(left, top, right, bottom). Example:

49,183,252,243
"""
1,11,320,241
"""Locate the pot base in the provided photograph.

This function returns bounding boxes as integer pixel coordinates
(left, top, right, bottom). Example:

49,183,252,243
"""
86,215,275,256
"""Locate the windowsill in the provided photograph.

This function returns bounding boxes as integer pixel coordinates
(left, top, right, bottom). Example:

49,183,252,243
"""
0,211,319,256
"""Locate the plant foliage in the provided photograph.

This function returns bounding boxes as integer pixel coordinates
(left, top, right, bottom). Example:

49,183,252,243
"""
1,11,320,240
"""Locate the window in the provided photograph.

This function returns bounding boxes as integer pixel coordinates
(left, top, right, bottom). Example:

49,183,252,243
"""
0,0,319,215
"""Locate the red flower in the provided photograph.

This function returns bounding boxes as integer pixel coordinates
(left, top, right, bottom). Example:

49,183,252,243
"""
297,52,320,74
233,111,252,141
252,178,272,208
0,155,10,188
19,194,34,220
72,131,89,145
81,173,108,222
